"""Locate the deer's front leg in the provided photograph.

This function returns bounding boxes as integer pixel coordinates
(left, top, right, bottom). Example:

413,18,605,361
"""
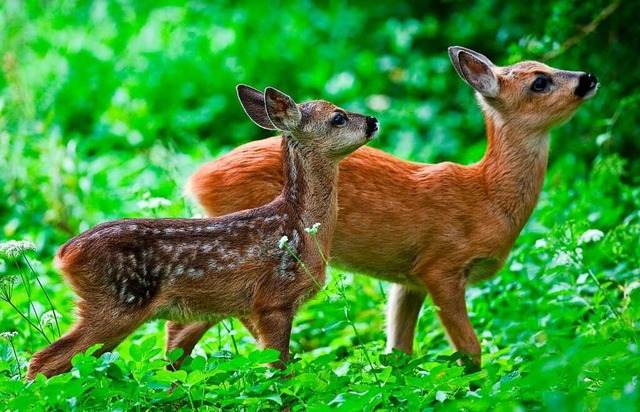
424,273,481,367
252,307,294,369
385,283,426,354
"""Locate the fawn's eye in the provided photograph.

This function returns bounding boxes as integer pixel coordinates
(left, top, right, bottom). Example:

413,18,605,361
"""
332,113,348,127
531,76,550,92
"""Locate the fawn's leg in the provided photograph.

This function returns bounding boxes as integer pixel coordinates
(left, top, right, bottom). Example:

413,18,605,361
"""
238,316,260,339
27,309,147,380
385,283,426,354
424,273,481,367
165,321,218,370
252,307,294,369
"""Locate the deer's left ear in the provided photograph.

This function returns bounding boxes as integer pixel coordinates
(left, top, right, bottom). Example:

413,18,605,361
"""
237,84,278,130
449,46,500,98
264,87,302,132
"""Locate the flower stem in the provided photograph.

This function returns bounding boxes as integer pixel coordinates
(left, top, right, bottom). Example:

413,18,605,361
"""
22,252,61,337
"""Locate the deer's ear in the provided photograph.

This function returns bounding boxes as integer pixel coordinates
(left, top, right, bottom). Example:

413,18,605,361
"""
448,46,500,98
237,84,278,130
264,87,302,132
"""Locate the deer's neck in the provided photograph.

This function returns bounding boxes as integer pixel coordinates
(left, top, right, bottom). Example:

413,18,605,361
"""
281,135,338,254
476,112,550,230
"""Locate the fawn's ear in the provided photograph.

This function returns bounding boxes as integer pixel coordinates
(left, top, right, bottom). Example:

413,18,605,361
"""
237,84,278,130
264,87,302,132
448,46,500,98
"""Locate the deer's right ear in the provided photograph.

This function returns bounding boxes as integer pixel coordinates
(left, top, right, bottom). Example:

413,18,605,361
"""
264,87,302,132
448,46,500,98
237,84,278,130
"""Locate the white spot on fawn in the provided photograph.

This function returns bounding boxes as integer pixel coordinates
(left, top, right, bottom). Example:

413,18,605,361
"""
187,268,204,278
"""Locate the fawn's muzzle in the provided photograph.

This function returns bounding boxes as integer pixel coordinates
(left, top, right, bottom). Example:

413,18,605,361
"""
366,116,379,138
575,73,598,98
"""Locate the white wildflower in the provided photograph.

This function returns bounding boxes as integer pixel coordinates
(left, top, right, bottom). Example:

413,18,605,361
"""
0,275,18,289
137,197,171,210
0,331,18,342
304,223,321,236
578,229,605,245
278,236,289,250
575,247,583,260
552,248,583,267
0,240,36,258
40,310,62,328
551,250,573,267
534,239,547,249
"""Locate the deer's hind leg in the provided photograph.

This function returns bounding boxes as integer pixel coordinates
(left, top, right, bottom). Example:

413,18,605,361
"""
385,283,426,354
165,320,220,370
27,306,150,380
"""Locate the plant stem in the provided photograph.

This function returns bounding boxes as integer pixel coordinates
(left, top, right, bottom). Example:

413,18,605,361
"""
333,270,382,387
22,252,61,337
8,339,22,380
220,319,239,355
14,258,41,324
6,299,50,343
309,235,381,386
283,243,330,300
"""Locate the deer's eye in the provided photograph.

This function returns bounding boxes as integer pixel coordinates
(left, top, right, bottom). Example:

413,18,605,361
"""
531,76,550,92
332,113,348,127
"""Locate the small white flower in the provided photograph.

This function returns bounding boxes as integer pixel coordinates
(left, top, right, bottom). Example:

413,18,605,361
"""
551,250,573,267
0,275,18,289
137,197,171,210
304,223,321,236
0,240,36,258
534,239,547,249
40,310,62,328
579,229,605,245
0,331,18,341
575,247,583,260
278,236,289,250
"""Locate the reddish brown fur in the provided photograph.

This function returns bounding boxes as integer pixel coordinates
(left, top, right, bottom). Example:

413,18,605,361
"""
27,85,379,379
184,47,598,365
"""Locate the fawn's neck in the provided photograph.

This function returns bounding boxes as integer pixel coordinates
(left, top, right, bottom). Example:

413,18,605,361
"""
281,135,339,253
476,111,550,230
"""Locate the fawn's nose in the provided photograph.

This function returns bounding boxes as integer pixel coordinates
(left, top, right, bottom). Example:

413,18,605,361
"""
575,73,598,98
366,116,379,138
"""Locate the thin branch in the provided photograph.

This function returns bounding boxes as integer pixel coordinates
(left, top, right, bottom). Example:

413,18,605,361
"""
543,0,623,60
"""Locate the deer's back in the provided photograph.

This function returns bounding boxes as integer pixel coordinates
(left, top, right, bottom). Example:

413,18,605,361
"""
189,137,519,285
54,212,300,316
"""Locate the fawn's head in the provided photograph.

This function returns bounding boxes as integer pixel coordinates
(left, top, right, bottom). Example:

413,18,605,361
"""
237,85,379,159
449,46,598,133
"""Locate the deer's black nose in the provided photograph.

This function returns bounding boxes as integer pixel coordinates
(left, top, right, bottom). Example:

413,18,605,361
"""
366,116,379,138
575,73,598,98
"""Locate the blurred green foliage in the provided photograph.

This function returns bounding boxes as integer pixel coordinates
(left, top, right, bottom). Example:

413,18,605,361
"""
1,0,639,410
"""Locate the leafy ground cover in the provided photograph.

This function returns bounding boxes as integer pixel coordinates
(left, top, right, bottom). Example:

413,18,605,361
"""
1,1,639,410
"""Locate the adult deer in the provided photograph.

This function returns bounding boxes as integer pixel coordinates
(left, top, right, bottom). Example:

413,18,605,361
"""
186,46,598,366
27,85,379,379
